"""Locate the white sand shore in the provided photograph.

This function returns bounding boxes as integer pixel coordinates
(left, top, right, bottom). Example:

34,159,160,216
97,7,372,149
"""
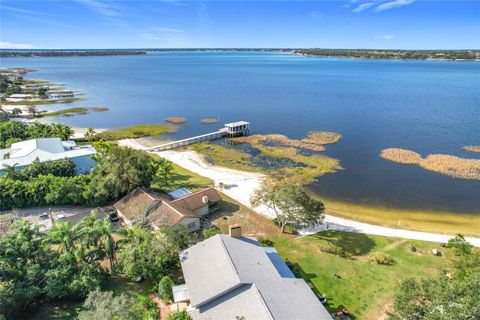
118,138,480,247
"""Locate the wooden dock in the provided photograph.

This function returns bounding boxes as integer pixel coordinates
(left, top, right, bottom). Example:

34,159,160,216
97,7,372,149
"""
147,121,250,152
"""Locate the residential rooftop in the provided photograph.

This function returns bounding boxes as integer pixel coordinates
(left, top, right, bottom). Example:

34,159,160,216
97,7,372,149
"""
179,234,331,320
0,138,96,170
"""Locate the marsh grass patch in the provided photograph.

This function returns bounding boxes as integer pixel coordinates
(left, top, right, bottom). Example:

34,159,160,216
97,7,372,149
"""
463,145,480,153
380,148,480,180
201,118,219,124
165,117,187,124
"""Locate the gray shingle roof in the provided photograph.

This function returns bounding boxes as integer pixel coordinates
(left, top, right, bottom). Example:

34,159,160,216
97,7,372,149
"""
180,235,331,320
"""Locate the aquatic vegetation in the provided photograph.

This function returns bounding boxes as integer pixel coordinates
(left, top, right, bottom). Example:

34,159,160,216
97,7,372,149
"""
42,106,110,117
191,143,259,173
165,117,187,124
42,107,90,117
234,131,342,152
421,154,480,180
380,148,480,180
380,148,423,164
191,130,342,185
303,131,342,145
463,145,480,153
201,118,219,124
97,124,175,140
90,106,109,111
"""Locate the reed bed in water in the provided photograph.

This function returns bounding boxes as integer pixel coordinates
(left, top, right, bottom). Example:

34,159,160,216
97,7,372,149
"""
463,145,480,153
165,117,187,124
303,131,342,145
90,106,109,111
380,148,480,180
234,131,342,152
201,118,218,124
422,154,480,180
380,148,423,164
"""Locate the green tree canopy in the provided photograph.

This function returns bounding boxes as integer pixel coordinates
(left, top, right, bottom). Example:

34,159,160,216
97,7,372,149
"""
251,181,325,232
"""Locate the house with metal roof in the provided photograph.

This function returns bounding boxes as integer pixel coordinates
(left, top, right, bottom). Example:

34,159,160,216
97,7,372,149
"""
176,228,331,320
113,187,221,232
0,137,96,176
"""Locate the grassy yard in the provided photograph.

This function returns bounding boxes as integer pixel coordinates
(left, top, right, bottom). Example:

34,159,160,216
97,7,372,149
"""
273,231,459,319
150,156,213,192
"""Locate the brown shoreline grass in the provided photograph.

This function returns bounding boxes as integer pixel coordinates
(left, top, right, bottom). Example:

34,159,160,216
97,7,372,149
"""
165,117,187,124
380,148,480,180
463,145,480,153
90,106,109,112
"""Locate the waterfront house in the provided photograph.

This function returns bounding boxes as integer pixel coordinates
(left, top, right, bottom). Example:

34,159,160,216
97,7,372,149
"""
113,187,220,232
0,138,97,176
173,227,331,319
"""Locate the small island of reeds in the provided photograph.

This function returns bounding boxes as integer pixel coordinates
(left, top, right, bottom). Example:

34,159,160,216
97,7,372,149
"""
201,118,219,124
463,145,480,153
380,148,480,180
165,117,187,124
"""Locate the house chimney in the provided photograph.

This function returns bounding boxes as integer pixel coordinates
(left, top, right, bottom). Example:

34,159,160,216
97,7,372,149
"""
202,196,209,204
229,225,242,238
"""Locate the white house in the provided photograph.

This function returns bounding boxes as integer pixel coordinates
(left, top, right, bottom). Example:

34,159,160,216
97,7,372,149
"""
0,138,97,175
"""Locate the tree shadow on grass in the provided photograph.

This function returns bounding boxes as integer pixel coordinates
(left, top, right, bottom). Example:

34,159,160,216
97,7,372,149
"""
154,172,205,191
311,230,376,257
285,261,357,320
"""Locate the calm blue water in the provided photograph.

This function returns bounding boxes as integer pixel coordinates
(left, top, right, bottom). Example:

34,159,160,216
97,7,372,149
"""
1,52,479,213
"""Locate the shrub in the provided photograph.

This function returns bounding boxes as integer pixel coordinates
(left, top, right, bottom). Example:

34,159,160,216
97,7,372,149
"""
370,252,395,265
258,238,274,247
202,227,221,239
158,276,174,303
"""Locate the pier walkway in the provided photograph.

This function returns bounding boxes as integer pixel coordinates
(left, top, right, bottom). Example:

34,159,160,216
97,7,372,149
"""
146,121,250,152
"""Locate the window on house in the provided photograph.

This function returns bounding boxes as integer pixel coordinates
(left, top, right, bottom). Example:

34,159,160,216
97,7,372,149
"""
187,221,197,229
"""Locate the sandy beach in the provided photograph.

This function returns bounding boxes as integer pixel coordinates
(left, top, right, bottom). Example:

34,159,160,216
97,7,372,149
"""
118,138,480,247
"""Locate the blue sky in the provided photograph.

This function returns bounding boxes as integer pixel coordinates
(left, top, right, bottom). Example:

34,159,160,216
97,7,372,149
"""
1,0,479,49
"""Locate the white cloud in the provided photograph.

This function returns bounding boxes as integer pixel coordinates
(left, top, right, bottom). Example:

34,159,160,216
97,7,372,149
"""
375,0,416,12
140,27,187,44
375,34,396,40
353,2,376,13
75,0,121,17
0,41,35,49
310,11,324,19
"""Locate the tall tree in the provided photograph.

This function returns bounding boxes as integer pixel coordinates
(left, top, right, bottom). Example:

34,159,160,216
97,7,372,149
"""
251,181,325,233
156,158,174,186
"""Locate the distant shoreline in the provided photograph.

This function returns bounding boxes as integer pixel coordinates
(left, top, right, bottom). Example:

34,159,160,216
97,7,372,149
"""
1,48,479,60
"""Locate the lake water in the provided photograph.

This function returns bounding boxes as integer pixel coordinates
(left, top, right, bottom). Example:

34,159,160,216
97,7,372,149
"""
1,52,479,213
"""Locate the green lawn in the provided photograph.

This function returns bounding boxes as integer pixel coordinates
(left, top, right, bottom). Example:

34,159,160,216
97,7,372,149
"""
150,156,213,192
273,230,458,319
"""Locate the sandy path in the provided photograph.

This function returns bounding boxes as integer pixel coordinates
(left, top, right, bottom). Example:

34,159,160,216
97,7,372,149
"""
118,138,480,247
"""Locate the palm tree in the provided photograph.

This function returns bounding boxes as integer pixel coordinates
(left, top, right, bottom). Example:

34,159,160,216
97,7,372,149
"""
47,220,77,254
3,163,20,180
96,219,116,273
51,123,72,140
28,105,38,117
85,128,96,141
